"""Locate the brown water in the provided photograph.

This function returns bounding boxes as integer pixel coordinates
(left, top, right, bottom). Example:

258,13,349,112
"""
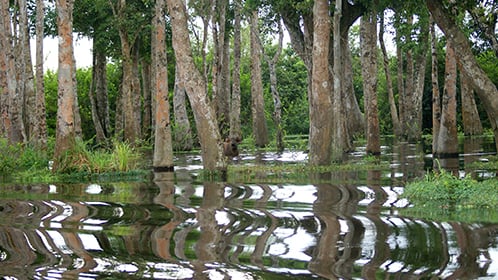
0,137,496,279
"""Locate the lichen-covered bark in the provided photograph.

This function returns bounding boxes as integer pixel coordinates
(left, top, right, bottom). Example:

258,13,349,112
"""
173,66,193,151
430,16,441,153
34,0,47,148
229,0,242,140
152,0,173,171
309,0,333,165
166,0,226,172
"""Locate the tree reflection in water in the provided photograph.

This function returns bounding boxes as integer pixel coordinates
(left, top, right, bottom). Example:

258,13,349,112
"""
0,177,497,279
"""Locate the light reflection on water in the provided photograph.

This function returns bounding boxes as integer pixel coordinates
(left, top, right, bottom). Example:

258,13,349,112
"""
0,138,496,279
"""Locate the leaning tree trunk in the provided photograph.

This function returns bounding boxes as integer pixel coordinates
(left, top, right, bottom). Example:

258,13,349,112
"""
427,0,498,152
166,0,226,172
435,41,458,158
152,0,173,172
309,0,333,165
250,10,269,148
53,0,77,171
360,13,380,155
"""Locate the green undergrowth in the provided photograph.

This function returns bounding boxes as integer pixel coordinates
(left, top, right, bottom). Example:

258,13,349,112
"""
401,168,498,222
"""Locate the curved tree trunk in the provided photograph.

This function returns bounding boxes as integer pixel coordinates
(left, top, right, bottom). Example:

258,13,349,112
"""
427,0,498,152
166,0,226,172
460,65,483,136
309,0,333,165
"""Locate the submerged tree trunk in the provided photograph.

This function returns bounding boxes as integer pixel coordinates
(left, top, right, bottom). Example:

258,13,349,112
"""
460,66,483,136
309,0,333,165
173,65,193,151
53,0,77,171
261,19,284,152
360,13,380,155
427,0,498,152
250,10,269,148
435,41,458,158
166,0,226,172
152,0,173,171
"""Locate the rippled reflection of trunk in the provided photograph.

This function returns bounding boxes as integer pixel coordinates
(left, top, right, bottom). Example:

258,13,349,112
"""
152,172,184,261
362,170,390,278
193,183,224,277
309,184,341,279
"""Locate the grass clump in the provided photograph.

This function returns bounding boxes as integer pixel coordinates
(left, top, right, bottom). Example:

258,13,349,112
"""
401,169,498,209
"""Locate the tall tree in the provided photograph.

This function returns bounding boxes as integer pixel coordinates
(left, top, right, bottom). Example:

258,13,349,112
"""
166,0,226,172
379,10,401,137
360,12,380,155
229,0,242,140
309,0,333,165
152,0,173,172
250,9,269,148
261,19,284,152
427,0,498,152
18,0,37,144
34,0,47,148
108,0,147,144
435,40,458,158
53,0,77,171
430,16,441,153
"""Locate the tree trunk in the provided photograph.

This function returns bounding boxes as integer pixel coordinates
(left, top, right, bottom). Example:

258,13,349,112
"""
332,0,351,160
19,0,37,144
89,50,107,144
1,0,25,143
435,41,458,158
460,66,483,136
173,65,193,151
261,19,284,152
34,0,47,148
427,0,498,152
360,13,380,155
109,0,141,144
344,38,365,138
309,0,333,165
229,0,242,140
379,11,401,137
0,1,11,138
152,0,173,172
142,59,152,139
166,0,226,172
53,0,77,171
212,0,230,138
431,16,441,153
250,10,269,148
